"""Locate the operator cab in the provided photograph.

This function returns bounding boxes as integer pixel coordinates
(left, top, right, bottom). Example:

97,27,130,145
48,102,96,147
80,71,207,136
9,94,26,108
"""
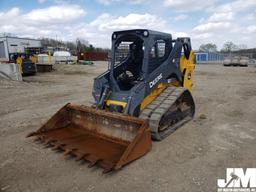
113,34,144,90
110,29,173,91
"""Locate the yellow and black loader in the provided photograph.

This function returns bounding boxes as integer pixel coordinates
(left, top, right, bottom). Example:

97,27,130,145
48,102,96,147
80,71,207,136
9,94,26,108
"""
28,29,195,173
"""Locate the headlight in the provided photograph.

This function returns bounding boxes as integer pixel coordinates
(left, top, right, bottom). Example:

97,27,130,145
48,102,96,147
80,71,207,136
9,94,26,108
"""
113,34,117,39
143,30,149,37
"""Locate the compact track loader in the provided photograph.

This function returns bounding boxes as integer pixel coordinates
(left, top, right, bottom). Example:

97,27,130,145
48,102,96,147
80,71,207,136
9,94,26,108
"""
27,29,195,173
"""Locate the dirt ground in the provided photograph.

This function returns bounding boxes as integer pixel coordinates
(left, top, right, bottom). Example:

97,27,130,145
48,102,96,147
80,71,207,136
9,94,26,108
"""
0,62,256,192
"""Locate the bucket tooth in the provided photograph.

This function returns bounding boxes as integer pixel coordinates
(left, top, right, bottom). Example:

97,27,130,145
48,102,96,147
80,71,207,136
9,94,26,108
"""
85,154,103,168
88,158,102,168
64,148,76,156
33,137,41,142
52,143,66,151
99,161,114,174
43,138,56,145
39,135,47,143
102,167,113,174
75,153,89,161
47,139,57,145
27,132,37,138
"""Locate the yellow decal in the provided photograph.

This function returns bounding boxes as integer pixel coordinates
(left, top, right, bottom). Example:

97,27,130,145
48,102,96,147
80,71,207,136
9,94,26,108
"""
140,83,166,110
180,50,195,93
106,100,127,109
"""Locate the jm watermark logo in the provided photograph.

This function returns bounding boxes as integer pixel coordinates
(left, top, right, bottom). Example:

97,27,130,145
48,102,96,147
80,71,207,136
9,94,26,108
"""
217,168,256,192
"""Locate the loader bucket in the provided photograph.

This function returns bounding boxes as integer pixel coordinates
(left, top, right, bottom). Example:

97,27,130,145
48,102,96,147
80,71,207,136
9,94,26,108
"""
27,103,151,173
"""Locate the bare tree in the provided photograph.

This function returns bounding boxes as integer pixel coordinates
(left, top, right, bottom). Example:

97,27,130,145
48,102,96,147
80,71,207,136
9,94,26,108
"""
237,44,247,50
221,42,238,52
199,43,217,52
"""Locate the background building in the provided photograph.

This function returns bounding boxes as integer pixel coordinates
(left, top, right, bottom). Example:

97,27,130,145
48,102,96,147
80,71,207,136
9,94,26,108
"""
195,49,256,64
195,52,224,64
0,36,41,61
222,48,256,59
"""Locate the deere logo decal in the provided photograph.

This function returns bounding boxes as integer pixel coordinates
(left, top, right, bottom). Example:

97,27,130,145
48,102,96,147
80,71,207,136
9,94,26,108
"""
149,73,162,88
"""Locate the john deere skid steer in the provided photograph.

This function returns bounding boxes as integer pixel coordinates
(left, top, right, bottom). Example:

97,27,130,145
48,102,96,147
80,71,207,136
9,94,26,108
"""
27,29,195,173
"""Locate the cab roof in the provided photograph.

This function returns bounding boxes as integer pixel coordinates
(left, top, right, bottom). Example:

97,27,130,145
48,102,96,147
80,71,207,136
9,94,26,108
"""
112,29,172,39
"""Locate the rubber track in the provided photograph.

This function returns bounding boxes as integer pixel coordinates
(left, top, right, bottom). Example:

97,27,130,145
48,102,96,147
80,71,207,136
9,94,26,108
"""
139,86,193,140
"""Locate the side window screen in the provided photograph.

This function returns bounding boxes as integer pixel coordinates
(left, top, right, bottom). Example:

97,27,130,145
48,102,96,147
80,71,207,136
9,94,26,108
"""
148,39,170,74
157,40,166,57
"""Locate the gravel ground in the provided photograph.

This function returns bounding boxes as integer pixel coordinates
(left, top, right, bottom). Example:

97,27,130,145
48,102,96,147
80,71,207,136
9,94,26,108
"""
0,62,256,192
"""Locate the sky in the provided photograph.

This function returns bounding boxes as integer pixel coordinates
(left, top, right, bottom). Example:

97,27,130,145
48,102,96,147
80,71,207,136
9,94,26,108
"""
0,0,255,49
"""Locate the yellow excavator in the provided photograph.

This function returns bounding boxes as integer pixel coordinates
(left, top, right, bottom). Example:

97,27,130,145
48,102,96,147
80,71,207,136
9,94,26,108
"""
27,29,195,173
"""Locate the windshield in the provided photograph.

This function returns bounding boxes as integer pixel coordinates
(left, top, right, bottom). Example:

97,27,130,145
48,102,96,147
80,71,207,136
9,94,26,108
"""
114,35,144,66
114,41,133,65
